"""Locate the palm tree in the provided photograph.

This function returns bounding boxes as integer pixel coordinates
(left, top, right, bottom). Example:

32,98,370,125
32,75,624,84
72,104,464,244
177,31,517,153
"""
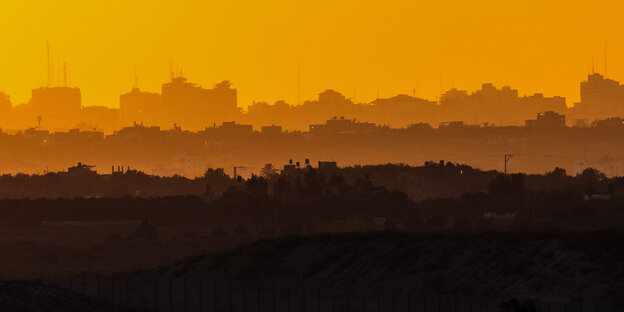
260,163,279,180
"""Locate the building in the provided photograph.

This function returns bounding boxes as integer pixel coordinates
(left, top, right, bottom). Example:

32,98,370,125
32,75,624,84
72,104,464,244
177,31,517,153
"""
120,77,240,130
80,106,120,131
28,86,82,129
439,83,566,126
261,125,282,135
571,73,624,120
119,88,162,125
67,162,97,176
525,111,566,128
161,77,239,130
309,116,385,134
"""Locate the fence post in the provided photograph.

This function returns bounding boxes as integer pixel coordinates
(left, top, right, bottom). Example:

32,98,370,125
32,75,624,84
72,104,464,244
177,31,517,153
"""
243,282,246,312
214,279,217,312
347,289,351,312
155,277,159,312
199,277,203,312
169,277,173,312
363,291,366,312
407,293,410,312
317,287,321,312
228,280,232,312
112,276,115,304
438,295,440,312
392,292,396,312
273,283,277,312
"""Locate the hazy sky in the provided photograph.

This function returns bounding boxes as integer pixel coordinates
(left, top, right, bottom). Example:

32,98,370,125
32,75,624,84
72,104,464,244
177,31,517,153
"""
0,0,621,109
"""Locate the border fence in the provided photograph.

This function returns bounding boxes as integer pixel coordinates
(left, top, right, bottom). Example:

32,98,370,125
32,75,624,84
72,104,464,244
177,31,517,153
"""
33,274,620,312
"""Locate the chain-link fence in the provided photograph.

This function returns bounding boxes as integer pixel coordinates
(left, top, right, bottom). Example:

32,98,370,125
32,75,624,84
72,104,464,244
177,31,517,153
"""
35,274,620,312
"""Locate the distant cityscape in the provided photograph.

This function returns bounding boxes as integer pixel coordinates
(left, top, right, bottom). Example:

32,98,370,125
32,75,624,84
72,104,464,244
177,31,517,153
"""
0,69,622,132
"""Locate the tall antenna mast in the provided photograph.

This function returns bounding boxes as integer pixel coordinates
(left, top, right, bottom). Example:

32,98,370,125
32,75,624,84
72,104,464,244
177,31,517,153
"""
592,56,595,74
134,67,139,89
46,41,51,87
62,62,67,87
604,41,607,77
297,65,301,105
168,58,174,80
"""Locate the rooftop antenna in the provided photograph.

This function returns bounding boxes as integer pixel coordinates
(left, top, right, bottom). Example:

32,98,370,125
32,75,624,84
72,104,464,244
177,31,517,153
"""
591,56,595,74
46,41,51,87
168,58,174,80
297,65,301,105
62,62,67,87
604,41,607,77
440,73,443,94
51,55,54,86
134,66,139,89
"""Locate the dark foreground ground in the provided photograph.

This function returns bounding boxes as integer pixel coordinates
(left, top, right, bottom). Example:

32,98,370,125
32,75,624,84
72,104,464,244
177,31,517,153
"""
158,231,624,307
0,281,145,312
5,231,624,311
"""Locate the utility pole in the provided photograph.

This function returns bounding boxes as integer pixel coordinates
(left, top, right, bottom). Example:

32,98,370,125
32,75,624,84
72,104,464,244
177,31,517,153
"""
504,154,513,175
233,166,247,179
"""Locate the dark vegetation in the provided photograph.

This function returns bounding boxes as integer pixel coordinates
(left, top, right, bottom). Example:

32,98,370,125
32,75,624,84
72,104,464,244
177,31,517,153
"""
0,161,614,201
0,163,622,309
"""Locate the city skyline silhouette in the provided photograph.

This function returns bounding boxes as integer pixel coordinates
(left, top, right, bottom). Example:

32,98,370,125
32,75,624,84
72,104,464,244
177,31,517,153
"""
0,68,622,132
0,0,622,109
1,2,624,310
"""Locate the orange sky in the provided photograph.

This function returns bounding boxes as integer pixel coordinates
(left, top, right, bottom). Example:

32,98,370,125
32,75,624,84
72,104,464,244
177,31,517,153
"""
0,0,621,109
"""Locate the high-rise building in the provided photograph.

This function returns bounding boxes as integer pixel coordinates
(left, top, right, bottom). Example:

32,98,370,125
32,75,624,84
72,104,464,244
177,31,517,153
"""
571,73,624,120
